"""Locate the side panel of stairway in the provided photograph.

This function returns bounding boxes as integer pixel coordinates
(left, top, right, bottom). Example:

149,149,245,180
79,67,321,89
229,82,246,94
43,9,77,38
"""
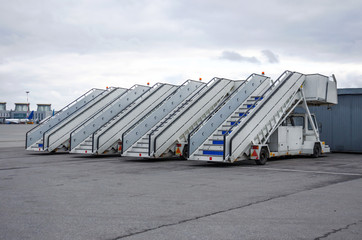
26,88,104,150
122,80,204,154
44,87,127,152
69,85,150,152
151,79,237,158
188,74,270,157
226,72,305,161
94,84,178,154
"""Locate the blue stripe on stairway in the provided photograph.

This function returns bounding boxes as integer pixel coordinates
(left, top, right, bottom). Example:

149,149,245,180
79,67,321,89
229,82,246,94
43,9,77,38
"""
203,150,224,156
212,140,224,144
222,130,232,135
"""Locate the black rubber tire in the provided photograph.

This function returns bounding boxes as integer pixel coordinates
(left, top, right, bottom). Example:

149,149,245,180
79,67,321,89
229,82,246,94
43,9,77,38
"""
312,143,321,158
255,148,268,165
181,145,189,159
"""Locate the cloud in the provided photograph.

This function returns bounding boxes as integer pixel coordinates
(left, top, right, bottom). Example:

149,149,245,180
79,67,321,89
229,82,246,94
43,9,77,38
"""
219,51,260,64
342,73,362,88
0,0,362,110
262,50,279,63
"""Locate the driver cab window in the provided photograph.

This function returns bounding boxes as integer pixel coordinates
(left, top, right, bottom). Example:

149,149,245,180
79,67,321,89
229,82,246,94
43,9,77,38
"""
282,116,304,128
308,115,318,131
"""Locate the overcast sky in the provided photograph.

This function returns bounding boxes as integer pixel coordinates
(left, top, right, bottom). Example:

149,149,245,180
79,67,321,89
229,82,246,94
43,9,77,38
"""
1,0,361,110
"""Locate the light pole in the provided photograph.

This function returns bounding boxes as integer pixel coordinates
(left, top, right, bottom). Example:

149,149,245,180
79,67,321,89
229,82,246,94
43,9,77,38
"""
26,91,30,115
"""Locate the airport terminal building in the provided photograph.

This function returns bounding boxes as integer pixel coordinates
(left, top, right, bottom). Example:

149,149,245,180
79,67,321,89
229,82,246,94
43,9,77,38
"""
0,102,53,124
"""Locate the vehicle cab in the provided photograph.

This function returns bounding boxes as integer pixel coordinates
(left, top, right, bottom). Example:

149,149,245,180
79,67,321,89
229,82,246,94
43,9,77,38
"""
250,113,330,164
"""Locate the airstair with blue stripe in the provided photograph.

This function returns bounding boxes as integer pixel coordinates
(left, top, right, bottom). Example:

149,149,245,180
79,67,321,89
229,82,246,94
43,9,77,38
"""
187,71,337,163
187,73,271,161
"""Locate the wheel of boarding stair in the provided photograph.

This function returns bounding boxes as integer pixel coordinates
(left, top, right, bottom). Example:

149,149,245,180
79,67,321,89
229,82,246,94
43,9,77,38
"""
255,148,268,165
181,144,188,160
312,143,321,158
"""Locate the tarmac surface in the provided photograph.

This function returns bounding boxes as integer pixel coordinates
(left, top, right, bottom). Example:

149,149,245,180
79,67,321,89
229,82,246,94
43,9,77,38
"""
0,125,361,240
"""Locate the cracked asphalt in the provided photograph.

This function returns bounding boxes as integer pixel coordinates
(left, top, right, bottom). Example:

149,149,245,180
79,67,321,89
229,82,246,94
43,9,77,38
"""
0,125,362,239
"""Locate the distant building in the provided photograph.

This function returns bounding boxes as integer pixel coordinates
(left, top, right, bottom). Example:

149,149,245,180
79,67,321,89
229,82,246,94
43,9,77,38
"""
0,102,10,123
0,102,6,111
309,88,362,153
0,102,53,124
34,104,53,122
10,103,30,119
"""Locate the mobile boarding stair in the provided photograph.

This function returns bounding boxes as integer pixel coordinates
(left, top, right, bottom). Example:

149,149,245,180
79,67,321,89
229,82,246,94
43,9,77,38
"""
71,82,185,154
120,80,205,156
26,87,129,152
26,88,105,151
187,71,337,163
122,77,242,158
69,84,151,153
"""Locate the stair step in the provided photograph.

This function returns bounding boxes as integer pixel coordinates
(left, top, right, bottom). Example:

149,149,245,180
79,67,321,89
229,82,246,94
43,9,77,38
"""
209,136,224,140
218,130,232,135
132,146,148,150
211,140,224,145
201,145,223,150
235,111,246,115
135,142,149,147
79,145,92,150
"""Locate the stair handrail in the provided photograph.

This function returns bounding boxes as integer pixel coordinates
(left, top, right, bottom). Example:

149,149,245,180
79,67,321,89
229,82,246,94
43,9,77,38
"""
222,70,293,159
25,88,104,148
69,85,146,150
120,80,200,154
